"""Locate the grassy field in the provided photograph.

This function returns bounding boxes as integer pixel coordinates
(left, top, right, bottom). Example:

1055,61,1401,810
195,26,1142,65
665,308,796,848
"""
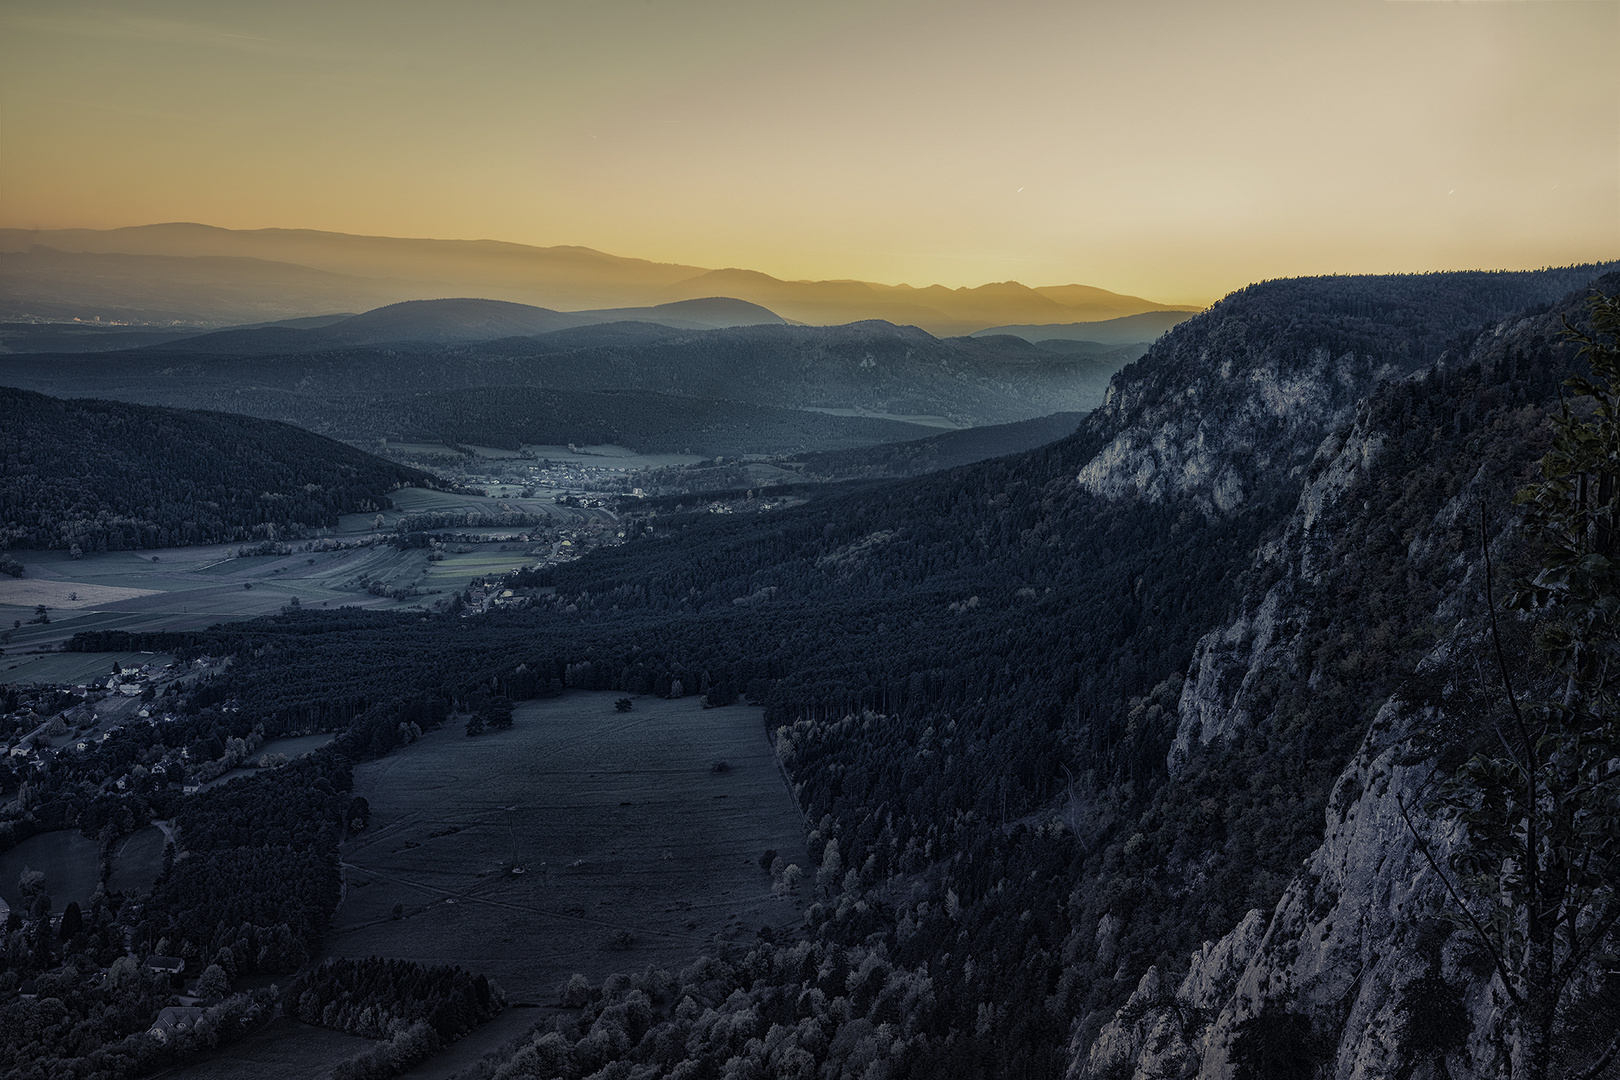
108,825,167,896
329,692,809,1003
0,824,169,909
0,649,173,686
0,517,593,678
160,1016,377,1080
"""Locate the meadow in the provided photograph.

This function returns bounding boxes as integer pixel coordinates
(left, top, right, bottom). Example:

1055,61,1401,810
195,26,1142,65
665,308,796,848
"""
329,692,809,1004
0,480,614,682
0,823,166,911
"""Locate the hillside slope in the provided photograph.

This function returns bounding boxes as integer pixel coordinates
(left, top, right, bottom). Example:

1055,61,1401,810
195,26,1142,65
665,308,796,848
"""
1077,282,1615,1079
0,388,432,551
0,320,1129,442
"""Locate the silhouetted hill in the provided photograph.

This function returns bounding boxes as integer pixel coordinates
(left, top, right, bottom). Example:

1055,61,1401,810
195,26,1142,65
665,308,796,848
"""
0,246,395,326
146,296,787,354
0,223,1199,334
300,386,935,456
0,388,432,551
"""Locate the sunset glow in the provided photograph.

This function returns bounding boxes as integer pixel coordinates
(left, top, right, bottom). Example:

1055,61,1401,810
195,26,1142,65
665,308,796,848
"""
2,0,1616,304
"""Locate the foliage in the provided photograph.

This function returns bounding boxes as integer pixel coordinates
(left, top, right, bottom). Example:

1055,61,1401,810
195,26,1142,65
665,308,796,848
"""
0,387,431,551
287,955,502,1041
1427,289,1620,1080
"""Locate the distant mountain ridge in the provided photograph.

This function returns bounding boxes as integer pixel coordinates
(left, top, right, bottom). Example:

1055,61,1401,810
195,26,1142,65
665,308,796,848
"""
151,296,785,353
0,223,1200,335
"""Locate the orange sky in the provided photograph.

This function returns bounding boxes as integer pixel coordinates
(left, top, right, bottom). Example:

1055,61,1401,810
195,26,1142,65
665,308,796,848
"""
1,0,1616,306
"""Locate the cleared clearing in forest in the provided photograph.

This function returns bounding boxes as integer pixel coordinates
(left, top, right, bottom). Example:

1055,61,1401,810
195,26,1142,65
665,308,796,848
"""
329,692,809,1002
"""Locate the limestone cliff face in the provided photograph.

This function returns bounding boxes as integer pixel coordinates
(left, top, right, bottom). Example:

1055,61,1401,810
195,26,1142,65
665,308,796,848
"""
1069,283,1613,1080
1078,332,1392,517
1078,678,1515,1080
1070,271,1609,519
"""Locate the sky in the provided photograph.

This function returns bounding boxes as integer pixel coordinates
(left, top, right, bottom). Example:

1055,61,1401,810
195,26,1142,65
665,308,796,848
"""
0,0,1616,305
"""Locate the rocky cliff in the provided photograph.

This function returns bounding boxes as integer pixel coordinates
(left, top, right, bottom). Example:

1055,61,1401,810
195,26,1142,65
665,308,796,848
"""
1070,280,1618,1078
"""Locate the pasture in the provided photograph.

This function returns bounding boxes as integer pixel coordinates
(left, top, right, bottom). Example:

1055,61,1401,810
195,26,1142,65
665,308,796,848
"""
0,823,165,909
0,483,600,675
329,692,809,1003
160,1016,377,1080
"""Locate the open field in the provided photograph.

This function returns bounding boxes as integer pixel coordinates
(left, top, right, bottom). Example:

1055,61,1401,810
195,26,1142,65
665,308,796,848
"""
108,825,167,896
330,692,809,1003
804,407,962,429
160,1016,378,1080
522,443,705,469
0,824,166,909
0,648,173,686
0,506,604,674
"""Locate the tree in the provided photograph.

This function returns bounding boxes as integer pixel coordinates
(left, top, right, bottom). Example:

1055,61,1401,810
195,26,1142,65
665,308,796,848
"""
1416,290,1620,1080
196,962,230,1000
57,901,82,942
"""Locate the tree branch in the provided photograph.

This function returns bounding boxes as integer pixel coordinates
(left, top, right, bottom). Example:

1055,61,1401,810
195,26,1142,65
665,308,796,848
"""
1575,1025,1620,1080
1394,793,1523,1010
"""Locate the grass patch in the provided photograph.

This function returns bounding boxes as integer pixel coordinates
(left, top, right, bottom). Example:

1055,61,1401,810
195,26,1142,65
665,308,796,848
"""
329,692,808,1002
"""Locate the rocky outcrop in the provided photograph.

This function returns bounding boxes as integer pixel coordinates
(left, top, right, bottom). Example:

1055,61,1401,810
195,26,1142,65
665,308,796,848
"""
1071,270,1615,519
1078,339,1392,517
1080,679,1516,1080
1073,275,1620,1080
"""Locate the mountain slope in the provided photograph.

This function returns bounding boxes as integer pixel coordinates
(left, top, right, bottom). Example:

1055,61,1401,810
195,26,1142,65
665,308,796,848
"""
1077,281,1615,1079
0,388,432,551
0,320,1127,438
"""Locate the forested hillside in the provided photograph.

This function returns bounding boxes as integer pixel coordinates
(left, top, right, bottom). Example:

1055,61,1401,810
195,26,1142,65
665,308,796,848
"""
0,319,1130,441
0,389,431,551
12,267,1618,1080
230,385,936,457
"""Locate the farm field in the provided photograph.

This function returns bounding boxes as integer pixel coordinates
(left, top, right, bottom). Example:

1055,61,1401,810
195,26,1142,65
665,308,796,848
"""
0,823,165,910
0,493,601,674
159,1016,377,1080
329,692,809,1004
803,407,962,429
521,443,705,470
107,825,167,896
0,648,174,687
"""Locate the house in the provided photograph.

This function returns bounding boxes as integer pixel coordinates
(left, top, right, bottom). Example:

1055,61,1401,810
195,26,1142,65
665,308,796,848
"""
145,955,185,975
148,1006,205,1043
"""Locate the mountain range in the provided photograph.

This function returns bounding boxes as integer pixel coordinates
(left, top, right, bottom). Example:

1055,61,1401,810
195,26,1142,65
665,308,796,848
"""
0,223,1200,335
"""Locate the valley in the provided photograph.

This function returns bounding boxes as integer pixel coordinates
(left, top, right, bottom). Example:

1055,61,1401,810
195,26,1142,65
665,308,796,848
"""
2,265,1618,1080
